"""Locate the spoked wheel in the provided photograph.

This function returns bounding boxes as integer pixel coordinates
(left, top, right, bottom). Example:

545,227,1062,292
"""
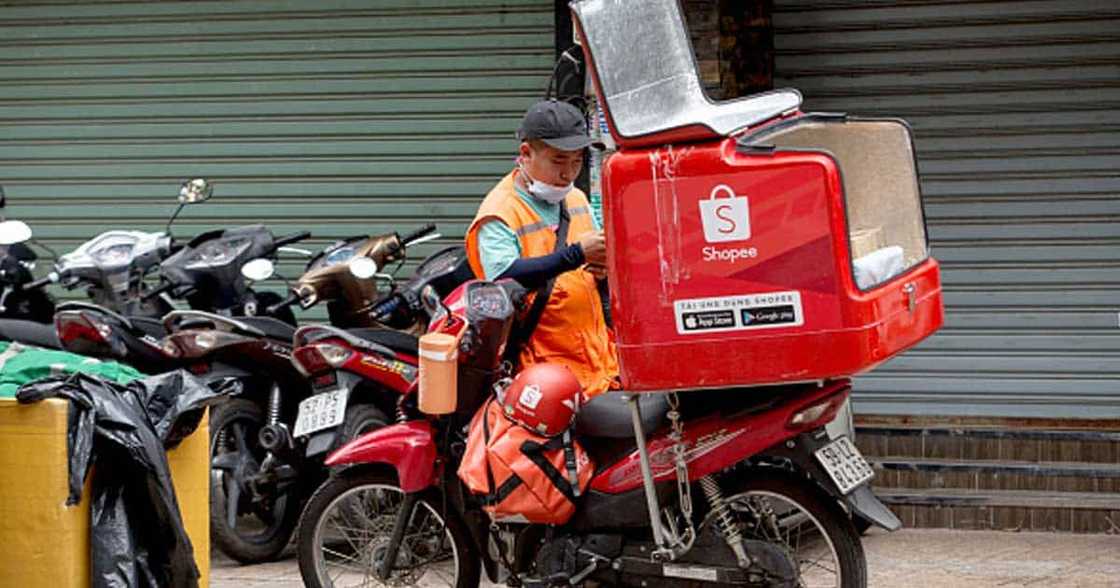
297,468,479,588
727,473,867,588
209,398,301,563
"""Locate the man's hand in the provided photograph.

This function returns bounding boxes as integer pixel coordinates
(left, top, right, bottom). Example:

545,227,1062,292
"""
578,230,607,267
586,263,608,280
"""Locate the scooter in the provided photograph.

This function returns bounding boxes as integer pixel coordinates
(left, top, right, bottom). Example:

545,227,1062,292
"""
264,223,448,330
0,186,56,324
50,179,305,373
288,239,471,459
8,180,191,351
50,179,214,369
0,185,61,347
148,217,315,563
195,226,470,564
297,279,898,587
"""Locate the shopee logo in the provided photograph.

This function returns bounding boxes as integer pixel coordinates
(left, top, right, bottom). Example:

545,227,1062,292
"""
699,185,751,243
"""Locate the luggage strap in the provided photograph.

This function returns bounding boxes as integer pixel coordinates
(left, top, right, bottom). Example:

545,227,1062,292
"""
520,430,581,502
502,202,571,365
479,396,582,505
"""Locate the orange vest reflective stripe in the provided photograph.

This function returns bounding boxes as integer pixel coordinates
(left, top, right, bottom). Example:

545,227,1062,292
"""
466,170,619,398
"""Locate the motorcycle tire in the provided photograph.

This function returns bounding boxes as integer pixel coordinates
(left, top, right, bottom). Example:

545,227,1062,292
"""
727,472,867,588
340,403,389,446
209,398,302,564
297,467,480,588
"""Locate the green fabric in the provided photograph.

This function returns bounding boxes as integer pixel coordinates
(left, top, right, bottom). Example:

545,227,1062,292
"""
0,341,144,398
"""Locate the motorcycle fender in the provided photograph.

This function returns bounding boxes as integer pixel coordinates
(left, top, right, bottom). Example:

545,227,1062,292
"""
307,430,337,457
763,429,901,532
202,364,253,394
325,420,437,493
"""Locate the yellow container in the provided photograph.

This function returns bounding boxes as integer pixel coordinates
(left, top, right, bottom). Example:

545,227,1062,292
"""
0,398,210,588
418,332,459,415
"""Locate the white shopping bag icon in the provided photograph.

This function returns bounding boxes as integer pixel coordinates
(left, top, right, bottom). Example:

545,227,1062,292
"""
699,184,751,243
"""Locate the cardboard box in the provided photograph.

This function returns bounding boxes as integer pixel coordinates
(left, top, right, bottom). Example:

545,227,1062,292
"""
0,398,209,587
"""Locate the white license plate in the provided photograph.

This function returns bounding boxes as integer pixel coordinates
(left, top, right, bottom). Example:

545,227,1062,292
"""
293,388,349,438
814,436,875,495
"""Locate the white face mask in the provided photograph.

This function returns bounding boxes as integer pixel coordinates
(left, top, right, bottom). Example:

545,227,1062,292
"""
521,165,572,204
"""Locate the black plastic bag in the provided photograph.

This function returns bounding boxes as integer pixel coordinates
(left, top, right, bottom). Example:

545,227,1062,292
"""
17,370,229,588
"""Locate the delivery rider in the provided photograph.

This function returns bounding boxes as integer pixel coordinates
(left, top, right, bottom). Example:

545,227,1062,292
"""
465,100,619,399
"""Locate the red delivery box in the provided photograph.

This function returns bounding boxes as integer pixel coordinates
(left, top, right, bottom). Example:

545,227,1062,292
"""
602,114,944,391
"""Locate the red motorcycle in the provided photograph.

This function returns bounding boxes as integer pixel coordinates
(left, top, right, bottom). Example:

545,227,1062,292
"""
296,278,907,587
287,244,472,462
293,2,943,585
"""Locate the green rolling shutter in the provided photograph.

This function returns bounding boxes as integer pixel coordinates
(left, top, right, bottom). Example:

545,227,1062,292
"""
1,0,555,307
774,0,1120,418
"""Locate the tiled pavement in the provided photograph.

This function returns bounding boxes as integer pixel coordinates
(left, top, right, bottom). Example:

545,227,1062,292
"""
211,528,1120,587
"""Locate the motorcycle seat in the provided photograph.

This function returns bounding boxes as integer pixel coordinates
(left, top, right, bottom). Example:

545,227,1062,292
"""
127,316,167,339
347,328,419,357
237,316,296,342
0,318,61,350
576,392,669,439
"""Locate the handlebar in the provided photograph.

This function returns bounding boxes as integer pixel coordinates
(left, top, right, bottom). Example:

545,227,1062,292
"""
273,231,312,250
399,224,436,247
265,292,302,316
141,281,175,302
22,274,55,291
369,295,402,321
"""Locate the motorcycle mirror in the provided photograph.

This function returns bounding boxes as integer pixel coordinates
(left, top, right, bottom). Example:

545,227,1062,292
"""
178,178,213,204
241,258,275,282
348,257,379,279
420,284,443,315
0,220,33,245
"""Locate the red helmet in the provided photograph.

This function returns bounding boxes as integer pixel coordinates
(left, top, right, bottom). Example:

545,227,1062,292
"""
499,363,582,437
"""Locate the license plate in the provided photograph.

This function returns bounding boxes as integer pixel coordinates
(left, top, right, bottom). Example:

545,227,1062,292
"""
293,388,349,438
814,436,875,495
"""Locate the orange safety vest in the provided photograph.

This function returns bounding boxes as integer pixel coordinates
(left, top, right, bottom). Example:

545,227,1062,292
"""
466,170,619,399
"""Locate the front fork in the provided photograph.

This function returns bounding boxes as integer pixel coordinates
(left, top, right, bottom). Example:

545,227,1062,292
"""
764,428,901,532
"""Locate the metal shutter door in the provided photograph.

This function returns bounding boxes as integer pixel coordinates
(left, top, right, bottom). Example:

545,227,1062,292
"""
774,0,1120,418
0,0,554,311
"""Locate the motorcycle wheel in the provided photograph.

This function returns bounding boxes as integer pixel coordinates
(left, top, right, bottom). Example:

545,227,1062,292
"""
340,403,389,445
726,473,867,588
297,468,480,588
209,398,301,563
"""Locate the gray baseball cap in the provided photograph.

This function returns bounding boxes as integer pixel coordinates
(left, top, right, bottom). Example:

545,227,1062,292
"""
516,100,602,151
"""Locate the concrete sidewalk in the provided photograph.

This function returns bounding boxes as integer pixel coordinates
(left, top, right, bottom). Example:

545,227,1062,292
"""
211,528,1120,587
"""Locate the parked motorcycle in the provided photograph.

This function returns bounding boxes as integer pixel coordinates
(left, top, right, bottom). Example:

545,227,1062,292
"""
194,225,469,564
295,278,897,587
265,223,447,330
149,219,315,562
0,185,62,347
50,179,305,373
0,186,56,324
288,240,471,458
50,179,216,369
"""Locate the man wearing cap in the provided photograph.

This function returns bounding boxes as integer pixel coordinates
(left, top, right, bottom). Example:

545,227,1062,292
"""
465,100,619,399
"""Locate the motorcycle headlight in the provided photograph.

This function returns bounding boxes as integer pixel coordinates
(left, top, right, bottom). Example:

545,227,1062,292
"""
310,245,356,271
184,237,252,269
88,235,139,267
